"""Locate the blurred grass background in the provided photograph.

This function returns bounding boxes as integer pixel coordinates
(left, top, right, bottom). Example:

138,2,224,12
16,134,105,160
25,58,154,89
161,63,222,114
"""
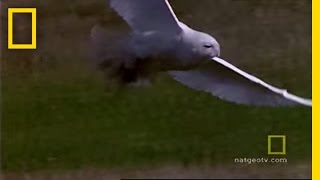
1,0,311,172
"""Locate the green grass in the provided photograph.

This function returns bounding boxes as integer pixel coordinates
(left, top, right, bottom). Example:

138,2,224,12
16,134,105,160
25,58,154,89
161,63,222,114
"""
2,62,311,172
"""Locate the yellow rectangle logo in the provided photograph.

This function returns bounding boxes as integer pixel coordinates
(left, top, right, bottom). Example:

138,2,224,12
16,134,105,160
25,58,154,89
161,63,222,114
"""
8,8,37,49
268,135,286,155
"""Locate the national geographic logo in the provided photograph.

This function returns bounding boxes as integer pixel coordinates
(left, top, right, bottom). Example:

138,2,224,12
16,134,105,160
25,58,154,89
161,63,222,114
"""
8,8,37,49
268,135,286,155
233,135,287,165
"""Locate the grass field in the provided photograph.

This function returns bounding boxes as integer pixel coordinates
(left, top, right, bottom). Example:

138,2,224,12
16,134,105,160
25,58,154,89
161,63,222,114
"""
2,66,311,171
1,0,312,177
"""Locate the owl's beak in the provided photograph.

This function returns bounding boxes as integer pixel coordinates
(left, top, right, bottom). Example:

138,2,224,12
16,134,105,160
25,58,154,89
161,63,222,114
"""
215,46,221,57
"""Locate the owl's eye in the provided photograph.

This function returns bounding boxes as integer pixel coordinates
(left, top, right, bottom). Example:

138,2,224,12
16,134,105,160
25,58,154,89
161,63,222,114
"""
203,44,213,48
